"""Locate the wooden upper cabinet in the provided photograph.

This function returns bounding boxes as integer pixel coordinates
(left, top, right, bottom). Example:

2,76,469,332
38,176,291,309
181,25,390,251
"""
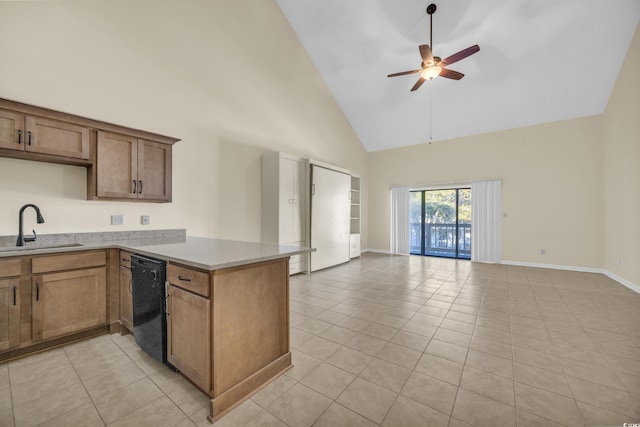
1,98,179,203
0,109,24,150
93,131,172,202
138,139,171,201
0,109,89,160
96,132,138,199
24,115,90,160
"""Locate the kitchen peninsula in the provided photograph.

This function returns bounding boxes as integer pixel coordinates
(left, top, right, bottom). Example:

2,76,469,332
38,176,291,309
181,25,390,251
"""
0,230,311,423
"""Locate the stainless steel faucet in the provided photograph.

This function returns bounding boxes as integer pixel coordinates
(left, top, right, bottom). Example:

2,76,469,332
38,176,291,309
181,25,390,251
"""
16,204,45,246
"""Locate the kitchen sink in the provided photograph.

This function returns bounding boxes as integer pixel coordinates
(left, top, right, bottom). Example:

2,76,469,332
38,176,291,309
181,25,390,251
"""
0,243,84,252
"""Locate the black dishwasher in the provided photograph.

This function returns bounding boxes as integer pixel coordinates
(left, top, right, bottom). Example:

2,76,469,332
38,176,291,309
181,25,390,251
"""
130,254,174,369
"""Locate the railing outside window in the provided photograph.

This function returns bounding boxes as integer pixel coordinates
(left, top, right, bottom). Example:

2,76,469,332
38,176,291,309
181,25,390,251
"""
410,222,471,258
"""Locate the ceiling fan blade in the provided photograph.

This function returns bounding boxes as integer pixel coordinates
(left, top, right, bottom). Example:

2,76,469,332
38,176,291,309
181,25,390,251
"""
410,77,426,91
387,69,421,78
419,44,434,64
439,68,464,80
441,45,480,66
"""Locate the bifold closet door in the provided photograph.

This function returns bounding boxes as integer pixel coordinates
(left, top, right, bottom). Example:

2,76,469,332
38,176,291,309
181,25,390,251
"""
310,165,351,272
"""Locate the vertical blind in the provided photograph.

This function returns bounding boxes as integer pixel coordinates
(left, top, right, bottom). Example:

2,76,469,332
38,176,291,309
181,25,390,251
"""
471,180,502,263
390,186,410,254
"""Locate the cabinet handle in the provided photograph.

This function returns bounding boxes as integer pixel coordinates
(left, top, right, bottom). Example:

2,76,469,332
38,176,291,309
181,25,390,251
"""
27,131,32,145
17,130,22,144
165,284,170,316
12,285,16,306
132,180,137,194
178,275,191,282
138,180,143,194
35,282,40,301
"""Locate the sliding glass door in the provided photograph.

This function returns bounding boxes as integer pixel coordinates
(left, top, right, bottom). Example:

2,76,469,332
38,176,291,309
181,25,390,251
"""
410,188,471,259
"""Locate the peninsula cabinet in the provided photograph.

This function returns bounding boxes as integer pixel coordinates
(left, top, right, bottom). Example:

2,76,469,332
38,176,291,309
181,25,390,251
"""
0,259,22,351
31,251,107,342
166,263,211,392
91,131,172,202
0,108,90,161
163,257,291,423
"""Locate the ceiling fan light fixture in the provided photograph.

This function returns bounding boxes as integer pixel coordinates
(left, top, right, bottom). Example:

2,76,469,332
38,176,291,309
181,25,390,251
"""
421,66,442,80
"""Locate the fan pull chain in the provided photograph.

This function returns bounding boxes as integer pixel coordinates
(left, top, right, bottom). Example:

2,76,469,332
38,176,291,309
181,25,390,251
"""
429,81,433,144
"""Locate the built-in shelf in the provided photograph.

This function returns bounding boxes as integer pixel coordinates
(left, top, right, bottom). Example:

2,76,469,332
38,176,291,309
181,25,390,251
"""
350,175,361,258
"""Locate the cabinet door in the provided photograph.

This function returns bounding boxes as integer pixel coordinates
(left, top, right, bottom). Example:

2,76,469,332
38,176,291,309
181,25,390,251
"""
278,158,296,242
310,165,351,271
292,159,306,241
120,264,133,332
278,158,305,243
0,109,25,151
25,116,90,159
0,278,20,351
96,131,138,199
137,139,172,202
167,284,211,392
32,267,107,341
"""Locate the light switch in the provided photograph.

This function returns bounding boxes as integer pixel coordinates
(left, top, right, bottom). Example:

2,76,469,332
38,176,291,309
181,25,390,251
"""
111,214,124,225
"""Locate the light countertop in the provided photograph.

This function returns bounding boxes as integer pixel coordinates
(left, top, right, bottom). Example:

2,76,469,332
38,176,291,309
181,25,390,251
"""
123,236,311,270
0,231,312,271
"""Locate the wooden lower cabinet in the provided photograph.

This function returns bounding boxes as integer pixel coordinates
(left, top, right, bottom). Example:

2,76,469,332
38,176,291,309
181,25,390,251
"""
119,252,133,332
167,284,211,392
0,259,22,352
32,266,107,342
0,277,20,351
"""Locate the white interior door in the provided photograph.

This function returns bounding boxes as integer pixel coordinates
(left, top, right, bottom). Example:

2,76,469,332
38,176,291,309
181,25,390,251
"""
310,165,351,271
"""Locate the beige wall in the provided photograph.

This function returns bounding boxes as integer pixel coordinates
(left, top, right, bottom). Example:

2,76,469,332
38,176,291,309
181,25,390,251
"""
603,23,640,286
0,1,367,244
367,116,604,269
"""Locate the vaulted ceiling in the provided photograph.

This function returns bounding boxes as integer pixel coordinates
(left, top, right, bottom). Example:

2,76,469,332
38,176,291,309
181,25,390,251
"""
276,0,640,152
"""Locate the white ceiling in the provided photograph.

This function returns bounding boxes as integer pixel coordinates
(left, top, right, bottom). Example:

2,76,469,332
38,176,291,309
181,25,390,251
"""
276,0,640,152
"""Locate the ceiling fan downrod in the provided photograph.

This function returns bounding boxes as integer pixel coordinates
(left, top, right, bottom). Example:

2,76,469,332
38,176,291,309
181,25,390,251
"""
427,4,436,51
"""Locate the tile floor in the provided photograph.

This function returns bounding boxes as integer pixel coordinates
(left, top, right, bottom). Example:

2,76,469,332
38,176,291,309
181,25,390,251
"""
2,253,640,426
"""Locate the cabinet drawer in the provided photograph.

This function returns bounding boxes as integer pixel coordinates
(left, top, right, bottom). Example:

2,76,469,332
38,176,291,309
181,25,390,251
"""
0,259,21,277
119,251,131,267
167,263,210,297
289,254,306,275
32,251,106,274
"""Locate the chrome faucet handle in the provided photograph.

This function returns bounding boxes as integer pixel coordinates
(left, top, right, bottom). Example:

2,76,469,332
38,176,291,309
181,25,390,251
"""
24,230,37,243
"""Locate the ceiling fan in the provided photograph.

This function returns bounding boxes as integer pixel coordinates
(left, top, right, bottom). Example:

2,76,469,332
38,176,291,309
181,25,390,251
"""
388,3,479,91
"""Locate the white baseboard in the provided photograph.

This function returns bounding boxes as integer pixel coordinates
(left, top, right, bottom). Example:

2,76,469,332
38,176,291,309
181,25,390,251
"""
501,260,639,294
362,248,391,254
500,260,602,274
603,270,640,294
357,254,640,294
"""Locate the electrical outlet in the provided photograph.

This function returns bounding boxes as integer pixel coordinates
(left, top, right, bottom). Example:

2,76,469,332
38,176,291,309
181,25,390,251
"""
141,215,150,225
540,249,546,255
502,212,508,219
617,257,622,265
110,214,124,225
